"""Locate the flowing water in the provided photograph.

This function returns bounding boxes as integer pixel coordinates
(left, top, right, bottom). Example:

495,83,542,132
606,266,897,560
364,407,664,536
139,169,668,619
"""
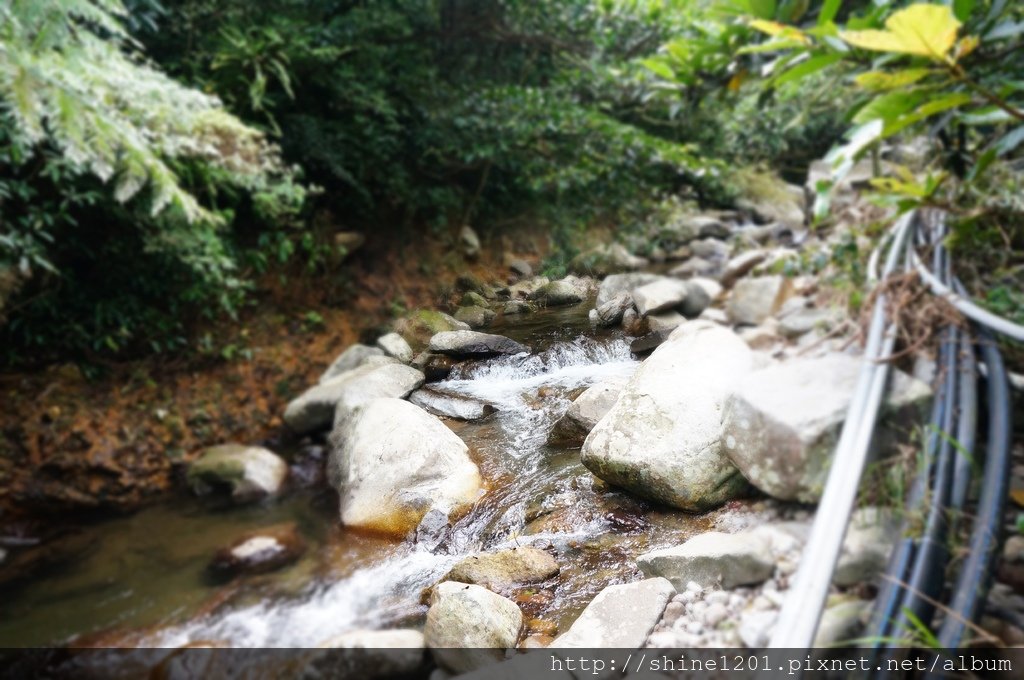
0,303,710,650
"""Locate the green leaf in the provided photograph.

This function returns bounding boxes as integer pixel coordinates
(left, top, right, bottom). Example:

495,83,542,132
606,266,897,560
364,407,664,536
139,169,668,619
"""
840,4,962,60
853,91,925,125
773,53,843,86
641,58,675,80
958,106,1013,125
953,0,975,22
819,0,842,26
883,92,972,136
854,69,933,92
996,125,1024,156
748,0,778,20
967,148,998,182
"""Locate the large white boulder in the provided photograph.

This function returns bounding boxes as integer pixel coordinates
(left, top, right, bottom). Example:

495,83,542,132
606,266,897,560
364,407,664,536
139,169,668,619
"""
581,321,754,511
596,273,663,307
187,444,288,503
425,582,523,673
319,344,385,384
328,399,482,536
285,362,424,434
726,275,794,326
632,278,690,317
428,331,529,358
722,354,932,502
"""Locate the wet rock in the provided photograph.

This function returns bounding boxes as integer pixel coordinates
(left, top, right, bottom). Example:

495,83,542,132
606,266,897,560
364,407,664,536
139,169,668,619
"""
777,306,842,339
596,273,663,307
646,312,686,333
722,354,932,502
285,363,425,434
394,310,471,350
548,375,631,447
425,582,523,673
428,331,530,358
632,278,690,317
726,275,794,326
328,399,482,537
531,276,592,306
569,243,648,277
319,344,386,384
460,225,481,259
669,257,718,279
412,352,458,382
410,387,497,421
720,250,769,288
637,531,774,589
814,599,869,646
629,330,672,356
208,523,304,578
460,291,489,308
621,308,644,336
414,509,451,552
502,300,536,315
311,629,426,680
436,547,559,595
454,305,496,329
549,578,675,649
592,292,633,328
581,321,754,511
187,444,287,502
376,332,413,363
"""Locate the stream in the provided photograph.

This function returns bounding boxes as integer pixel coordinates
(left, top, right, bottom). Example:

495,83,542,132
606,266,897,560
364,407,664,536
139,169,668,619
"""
0,303,712,649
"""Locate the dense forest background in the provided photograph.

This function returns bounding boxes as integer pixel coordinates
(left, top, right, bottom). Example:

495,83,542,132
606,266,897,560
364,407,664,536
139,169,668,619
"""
1,0,1021,369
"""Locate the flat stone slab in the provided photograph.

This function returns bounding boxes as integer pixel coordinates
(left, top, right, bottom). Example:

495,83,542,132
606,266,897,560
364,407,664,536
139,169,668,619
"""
637,530,774,589
428,330,530,358
549,577,675,649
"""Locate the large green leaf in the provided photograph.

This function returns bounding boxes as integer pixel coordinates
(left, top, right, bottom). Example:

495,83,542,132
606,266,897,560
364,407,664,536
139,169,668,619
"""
852,91,926,125
840,4,962,61
773,53,843,87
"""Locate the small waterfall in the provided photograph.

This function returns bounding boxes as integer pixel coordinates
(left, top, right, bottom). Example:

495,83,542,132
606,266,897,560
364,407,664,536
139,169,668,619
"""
147,333,638,648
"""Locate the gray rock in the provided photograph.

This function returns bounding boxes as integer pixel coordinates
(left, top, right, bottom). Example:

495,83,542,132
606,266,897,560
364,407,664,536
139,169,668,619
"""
410,387,497,421
778,307,841,339
688,277,723,302
286,362,425,434
376,332,414,363
814,599,869,647
425,582,523,673
581,321,754,511
531,278,585,306
187,444,288,502
428,331,529,358
738,609,777,648
460,291,490,308
460,225,481,259
722,354,932,502
394,310,471,350
436,547,559,595
637,531,774,590
454,305,496,329
593,292,633,328
319,344,386,384
690,238,732,262
646,311,686,333
312,630,425,680
680,281,712,318
412,352,457,382
726,275,794,326
548,374,631,447
506,276,549,300
621,307,644,336
695,216,731,240
735,170,806,230
209,522,304,577
721,250,769,288
506,258,533,278
596,273,663,307
629,330,672,355
569,243,649,277
549,578,675,649
669,257,719,279
502,300,536,315
834,507,898,587
632,278,690,317
328,399,481,537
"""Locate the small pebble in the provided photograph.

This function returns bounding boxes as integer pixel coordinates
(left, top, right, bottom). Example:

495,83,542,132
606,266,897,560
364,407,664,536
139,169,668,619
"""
686,581,703,593
704,603,729,628
686,621,704,635
706,590,729,605
662,601,685,626
752,595,774,611
680,590,697,603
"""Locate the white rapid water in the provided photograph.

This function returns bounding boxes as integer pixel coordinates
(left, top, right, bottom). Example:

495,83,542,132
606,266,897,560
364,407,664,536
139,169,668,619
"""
147,333,638,648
